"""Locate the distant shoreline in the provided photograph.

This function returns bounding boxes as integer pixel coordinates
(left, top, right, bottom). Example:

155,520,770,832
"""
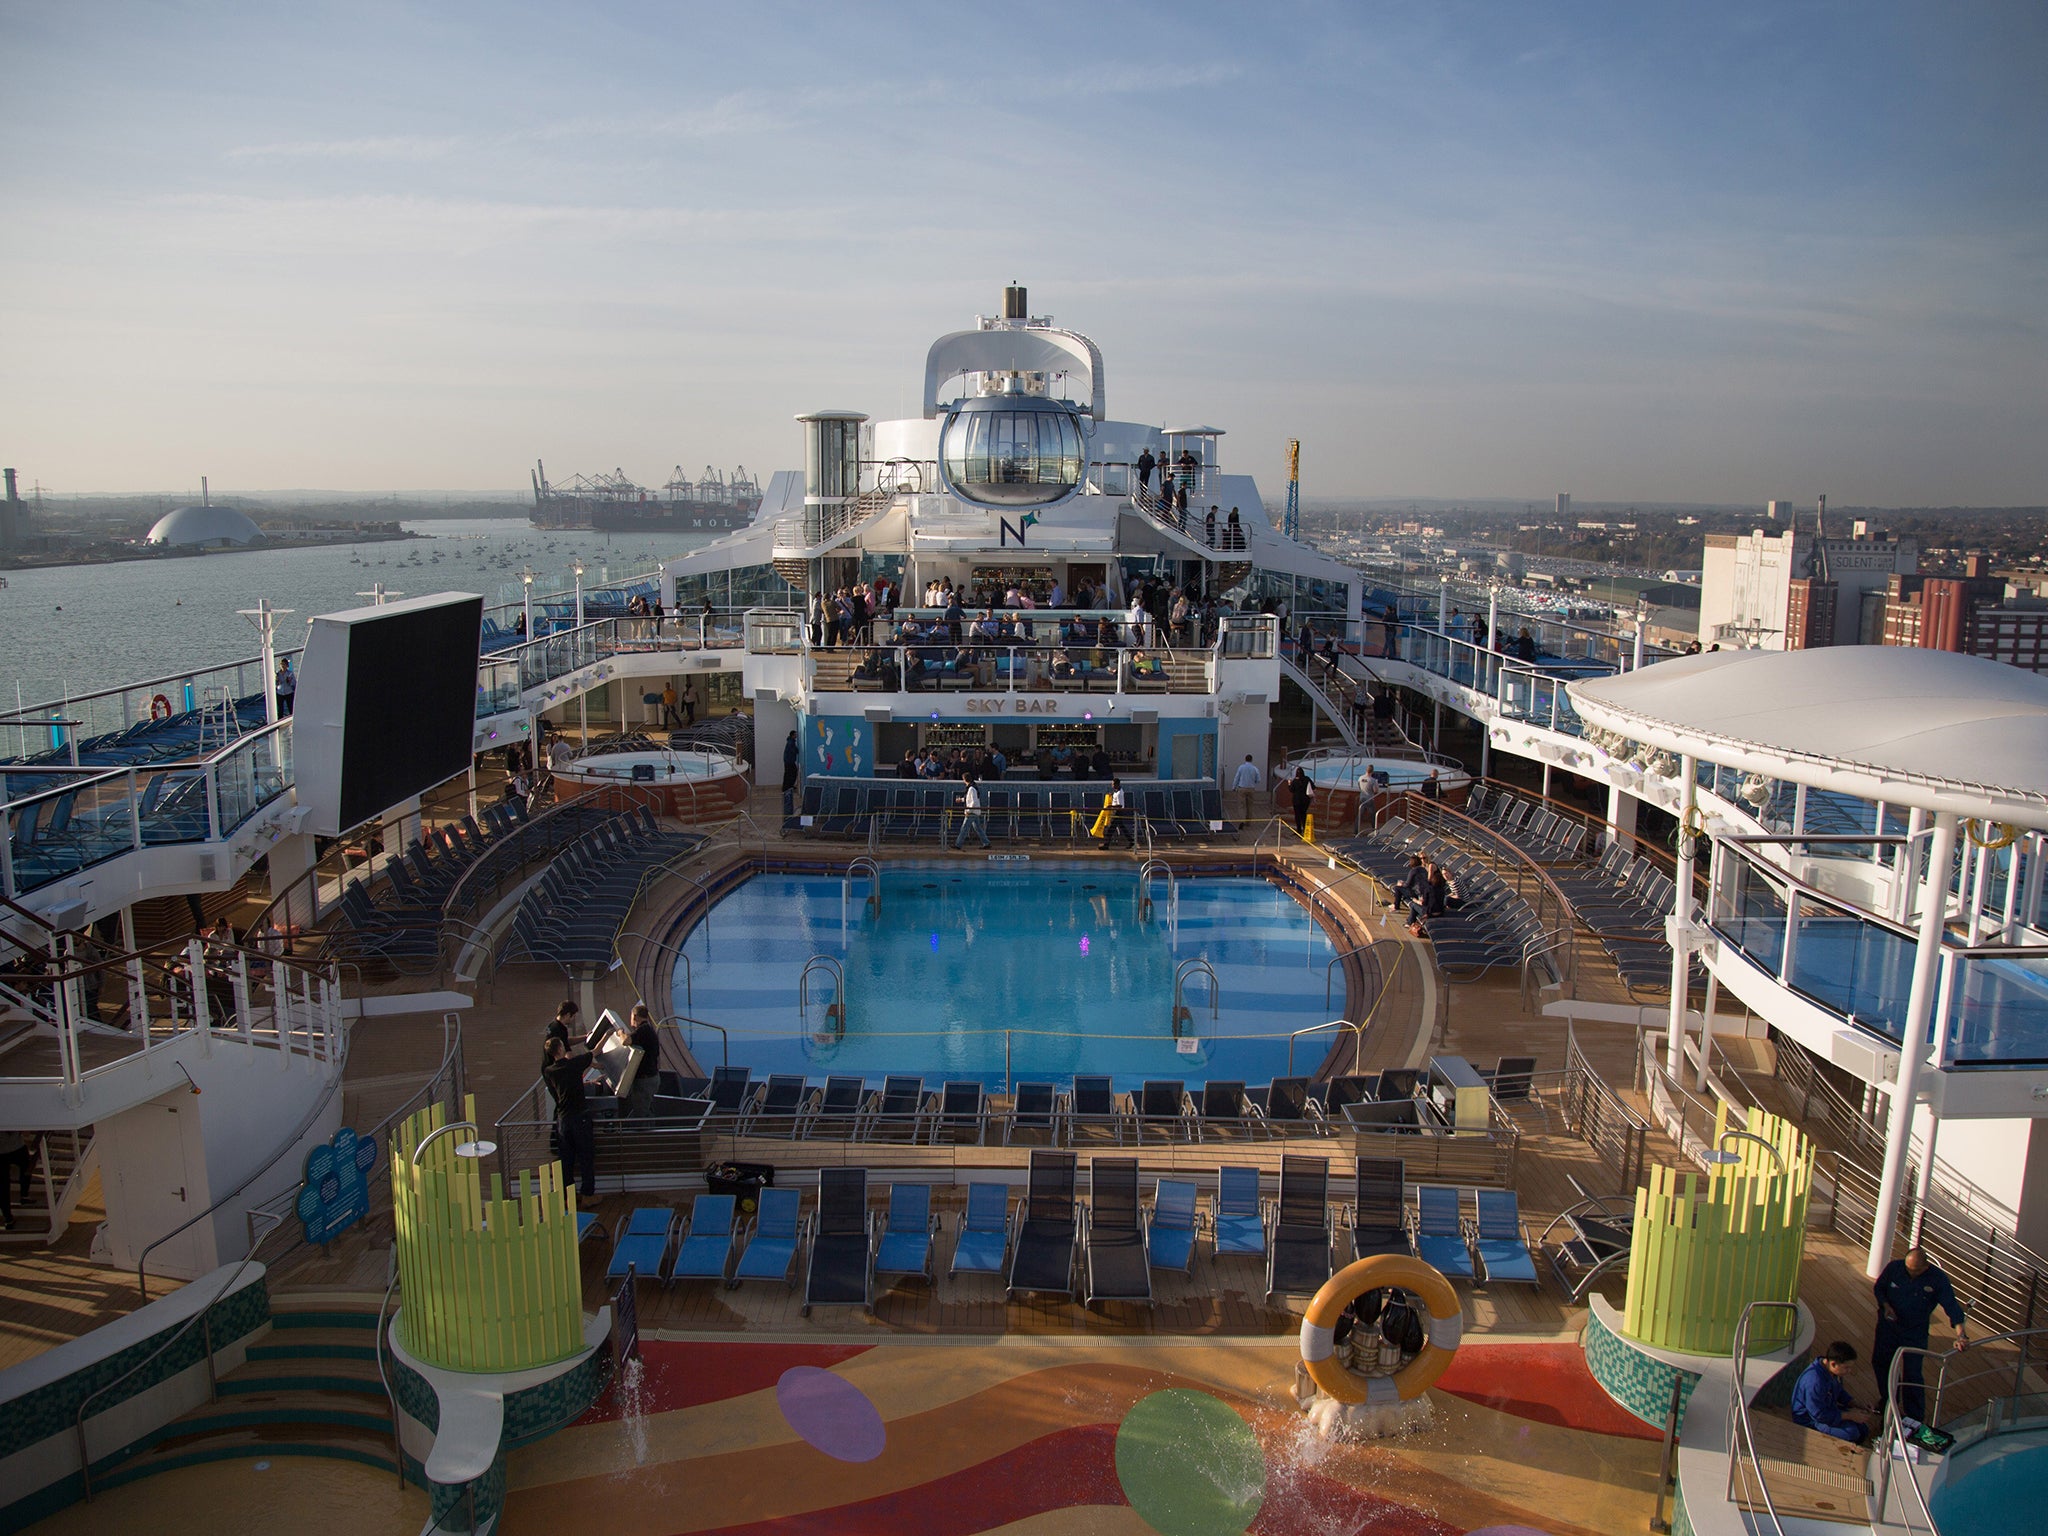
0,528,422,574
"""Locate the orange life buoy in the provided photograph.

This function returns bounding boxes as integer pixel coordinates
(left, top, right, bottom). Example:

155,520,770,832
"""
150,694,174,721
1300,1254,1462,1405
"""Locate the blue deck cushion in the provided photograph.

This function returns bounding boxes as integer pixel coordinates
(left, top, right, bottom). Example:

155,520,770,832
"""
669,1194,738,1282
1473,1187,1541,1285
1147,1179,1199,1272
1414,1185,1475,1279
950,1183,1011,1276
607,1207,676,1282
1213,1166,1265,1257
733,1187,804,1285
874,1184,936,1278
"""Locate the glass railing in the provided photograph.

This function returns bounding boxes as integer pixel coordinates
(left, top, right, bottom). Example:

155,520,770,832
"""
2,722,295,897
211,720,294,834
473,609,769,720
1,650,298,769
808,642,1215,696
1707,836,2048,1068
1943,950,2048,1067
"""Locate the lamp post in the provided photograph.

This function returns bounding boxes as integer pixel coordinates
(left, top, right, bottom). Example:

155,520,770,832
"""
520,568,537,639
1633,599,1648,671
571,560,586,628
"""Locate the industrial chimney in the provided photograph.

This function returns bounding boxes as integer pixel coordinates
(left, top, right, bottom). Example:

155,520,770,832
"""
1003,284,1028,321
202,475,210,506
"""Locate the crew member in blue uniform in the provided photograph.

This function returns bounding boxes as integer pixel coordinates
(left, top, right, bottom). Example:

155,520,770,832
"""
1790,1341,1871,1443
1872,1246,1966,1423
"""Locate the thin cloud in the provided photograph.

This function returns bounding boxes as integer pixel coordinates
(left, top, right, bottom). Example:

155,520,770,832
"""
227,134,463,161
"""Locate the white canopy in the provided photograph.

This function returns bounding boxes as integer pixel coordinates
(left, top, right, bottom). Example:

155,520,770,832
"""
1571,647,2048,821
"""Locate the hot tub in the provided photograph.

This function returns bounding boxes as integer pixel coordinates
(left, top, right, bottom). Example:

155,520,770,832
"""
551,748,750,821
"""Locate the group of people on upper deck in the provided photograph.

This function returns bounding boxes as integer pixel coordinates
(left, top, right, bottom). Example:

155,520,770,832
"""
1363,602,1541,665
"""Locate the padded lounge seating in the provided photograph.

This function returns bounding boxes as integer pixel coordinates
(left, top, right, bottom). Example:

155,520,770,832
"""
1213,1166,1266,1260
802,1168,872,1315
949,1182,1013,1278
731,1186,806,1290
1147,1179,1199,1273
1083,1158,1153,1308
608,1207,676,1284
1472,1187,1541,1285
1413,1185,1476,1280
1007,1150,1078,1300
667,1195,737,1286
873,1183,939,1291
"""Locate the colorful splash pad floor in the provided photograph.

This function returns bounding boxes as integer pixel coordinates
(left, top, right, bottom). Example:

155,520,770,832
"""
510,1335,1664,1536
30,1335,1664,1535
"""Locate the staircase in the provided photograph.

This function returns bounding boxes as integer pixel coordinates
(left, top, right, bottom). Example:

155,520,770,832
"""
0,1129,97,1244
1278,656,1361,751
94,1295,401,1491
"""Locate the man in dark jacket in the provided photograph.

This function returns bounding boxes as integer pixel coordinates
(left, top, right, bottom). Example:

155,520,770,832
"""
542,1013,597,1201
1872,1247,1967,1422
782,730,801,817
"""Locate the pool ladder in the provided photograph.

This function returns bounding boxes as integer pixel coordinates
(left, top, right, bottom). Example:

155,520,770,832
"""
1138,859,1179,948
801,954,845,1039
1172,956,1218,1038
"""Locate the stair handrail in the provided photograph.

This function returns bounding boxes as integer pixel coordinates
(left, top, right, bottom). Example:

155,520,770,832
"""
74,1252,256,1500
799,954,845,1035
1725,1298,1802,1536
374,1245,406,1489
133,965,356,1302
1171,956,1217,1035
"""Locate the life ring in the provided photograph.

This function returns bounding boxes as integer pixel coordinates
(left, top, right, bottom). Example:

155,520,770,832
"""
149,694,173,721
1965,819,2019,851
1300,1254,1462,1405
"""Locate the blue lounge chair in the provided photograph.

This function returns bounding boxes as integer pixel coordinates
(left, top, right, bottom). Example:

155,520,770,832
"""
730,1186,806,1289
872,1183,939,1289
1472,1188,1541,1285
1147,1179,1199,1273
1414,1184,1476,1280
607,1207,676,1284
576,1211,607,1247
668,1194,738,1286
949,1182,1013,1278
1212,1166,1266,1259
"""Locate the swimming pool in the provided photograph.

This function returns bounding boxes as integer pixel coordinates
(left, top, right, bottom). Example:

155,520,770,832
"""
675,863,1344,1090
1928,1426,2048,1529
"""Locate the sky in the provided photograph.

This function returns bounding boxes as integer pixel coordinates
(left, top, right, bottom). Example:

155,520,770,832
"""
1,1,2043,506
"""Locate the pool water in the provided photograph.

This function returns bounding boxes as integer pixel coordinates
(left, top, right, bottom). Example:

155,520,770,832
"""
678,864,1342,1090
1928,1428,2048,1529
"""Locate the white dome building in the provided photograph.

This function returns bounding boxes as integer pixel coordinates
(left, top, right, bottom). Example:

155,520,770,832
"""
146,505,263,548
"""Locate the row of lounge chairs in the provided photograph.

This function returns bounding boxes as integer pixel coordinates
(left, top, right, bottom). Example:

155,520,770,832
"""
796,777,1225,843
1552,839,1697,995
1462,783,1591,863
602,1153,1581,1313
640,1067,1527,1144
1334,817,1560,980
498,808,700,967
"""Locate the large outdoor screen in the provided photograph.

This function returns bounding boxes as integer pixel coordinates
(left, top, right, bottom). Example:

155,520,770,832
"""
293,592,484,836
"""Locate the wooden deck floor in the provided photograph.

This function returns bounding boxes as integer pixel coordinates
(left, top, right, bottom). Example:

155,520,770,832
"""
0,814,1914,1387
